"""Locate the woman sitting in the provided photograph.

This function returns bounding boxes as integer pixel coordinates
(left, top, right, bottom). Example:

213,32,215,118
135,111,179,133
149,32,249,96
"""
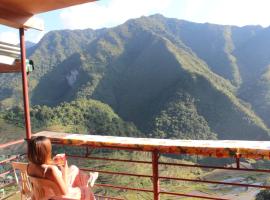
27,136,98,200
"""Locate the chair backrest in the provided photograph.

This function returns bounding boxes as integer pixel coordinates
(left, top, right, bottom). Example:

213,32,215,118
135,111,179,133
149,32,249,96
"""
28,176,62,200
11,162,32,198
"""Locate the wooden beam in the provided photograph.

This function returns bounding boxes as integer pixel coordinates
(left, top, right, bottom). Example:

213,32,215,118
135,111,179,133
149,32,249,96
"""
23,16,44,31
0,0,96,15
0,61,21,73
0,0,96,30
0,7,44,30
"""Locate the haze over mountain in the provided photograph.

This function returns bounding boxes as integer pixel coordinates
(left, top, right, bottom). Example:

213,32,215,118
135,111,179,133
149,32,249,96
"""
1,14,270,140
25,41,36,49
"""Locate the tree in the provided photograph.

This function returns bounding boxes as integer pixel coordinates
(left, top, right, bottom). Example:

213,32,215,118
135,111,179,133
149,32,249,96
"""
256,190,270,200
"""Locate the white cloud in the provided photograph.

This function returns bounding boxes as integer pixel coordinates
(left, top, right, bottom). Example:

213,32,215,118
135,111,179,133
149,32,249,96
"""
59,0,270,29
0,31,19,44
0,29,44,45
60,0,173,29
176,0,270,27
26,30,46,43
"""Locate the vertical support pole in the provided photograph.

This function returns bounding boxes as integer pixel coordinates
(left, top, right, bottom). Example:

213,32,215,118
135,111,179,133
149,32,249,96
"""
152,150,160,200
236,153,240,169
86,147,89,157
19,28,31,140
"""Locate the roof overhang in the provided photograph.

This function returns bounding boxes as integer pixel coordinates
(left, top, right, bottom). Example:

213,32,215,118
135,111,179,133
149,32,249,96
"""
0,0,96,30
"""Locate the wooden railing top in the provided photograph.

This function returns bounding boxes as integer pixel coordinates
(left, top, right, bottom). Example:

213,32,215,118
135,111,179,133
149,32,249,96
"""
34,131,270,160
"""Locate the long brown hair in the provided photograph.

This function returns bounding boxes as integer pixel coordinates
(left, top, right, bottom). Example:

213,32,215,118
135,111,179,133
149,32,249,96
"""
28,136,52,165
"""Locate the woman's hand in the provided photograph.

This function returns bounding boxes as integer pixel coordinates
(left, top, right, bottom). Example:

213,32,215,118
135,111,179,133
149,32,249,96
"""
59,160,68,187
59,161,68,171
53,154,66,166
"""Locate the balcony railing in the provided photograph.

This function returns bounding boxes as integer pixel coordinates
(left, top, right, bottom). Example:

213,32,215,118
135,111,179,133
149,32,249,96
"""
1,131,270,200
0,139,25,200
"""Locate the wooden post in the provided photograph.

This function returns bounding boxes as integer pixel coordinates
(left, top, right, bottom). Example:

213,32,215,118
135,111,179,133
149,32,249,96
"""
19,28,31,140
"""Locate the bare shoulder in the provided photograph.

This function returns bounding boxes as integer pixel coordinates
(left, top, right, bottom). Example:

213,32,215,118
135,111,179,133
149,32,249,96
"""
27,163,38,177
43,164,60,178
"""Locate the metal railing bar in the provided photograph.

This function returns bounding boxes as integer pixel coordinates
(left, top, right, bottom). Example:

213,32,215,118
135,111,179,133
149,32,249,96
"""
160,191,229,200
0,170,12,178
95,183,153,193
0,139,24,149
0,154,25,165
0,156,18,165
81,168,152,178
159,162,270,173
67,154,152,164
159,176,269,189
0,181,16,190
94,195,124,200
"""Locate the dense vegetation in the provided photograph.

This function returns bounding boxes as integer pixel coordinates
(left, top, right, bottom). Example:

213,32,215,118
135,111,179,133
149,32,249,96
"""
256,190,270,200
3,99,140,137
152,92,216,139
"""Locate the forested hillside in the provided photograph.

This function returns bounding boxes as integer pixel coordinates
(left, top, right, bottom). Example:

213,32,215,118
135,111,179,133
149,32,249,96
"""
3,99,140,137
1,14,270,140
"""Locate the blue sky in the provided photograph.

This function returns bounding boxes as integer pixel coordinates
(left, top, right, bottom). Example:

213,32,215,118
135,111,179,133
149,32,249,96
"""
1,0,270,44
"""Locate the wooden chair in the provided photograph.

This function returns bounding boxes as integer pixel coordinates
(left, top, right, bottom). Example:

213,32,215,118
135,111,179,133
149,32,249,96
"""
11,162,32,200
12,162,96,200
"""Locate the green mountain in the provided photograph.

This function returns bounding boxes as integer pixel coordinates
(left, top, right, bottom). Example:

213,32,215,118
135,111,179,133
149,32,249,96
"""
1,14,270,140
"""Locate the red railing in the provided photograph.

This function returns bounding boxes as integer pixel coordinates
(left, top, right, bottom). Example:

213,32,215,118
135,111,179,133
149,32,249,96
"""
63,147,269,200
1,136,270,200
0,139,25,200
0,139,24,150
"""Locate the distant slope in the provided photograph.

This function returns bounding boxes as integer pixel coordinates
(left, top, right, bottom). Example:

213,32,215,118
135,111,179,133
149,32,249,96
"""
235,27,270,127
239,66,270,128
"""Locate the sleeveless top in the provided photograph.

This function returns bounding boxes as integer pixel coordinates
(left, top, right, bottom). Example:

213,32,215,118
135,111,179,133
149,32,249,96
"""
29,164,94,200
29,165,62,200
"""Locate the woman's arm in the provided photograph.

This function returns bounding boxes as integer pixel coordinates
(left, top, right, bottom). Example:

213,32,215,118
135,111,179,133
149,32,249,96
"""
49,165,68,195
60,161,69,187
